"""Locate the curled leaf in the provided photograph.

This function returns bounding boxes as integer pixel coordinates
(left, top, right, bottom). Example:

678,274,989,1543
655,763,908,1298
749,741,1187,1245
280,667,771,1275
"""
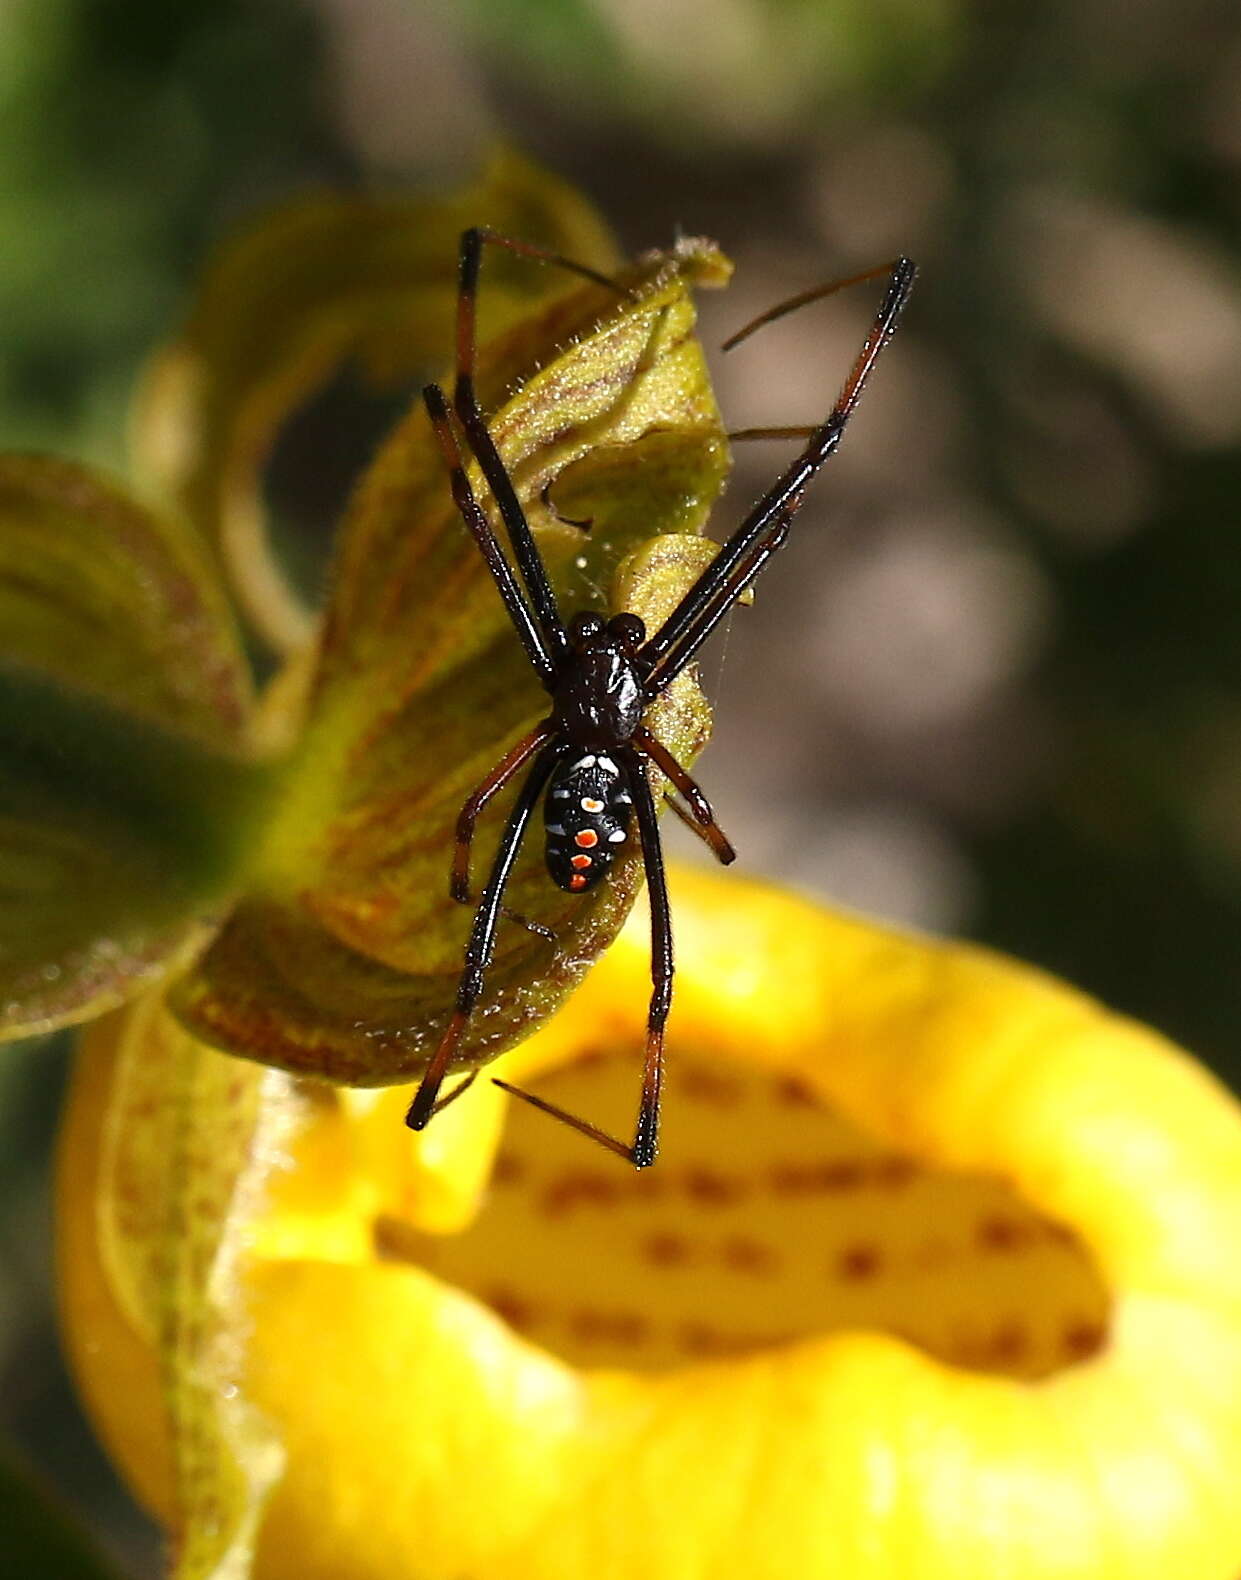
133,149,620,654
172,243,733,1084
0,458,263,1037
0,456,250,746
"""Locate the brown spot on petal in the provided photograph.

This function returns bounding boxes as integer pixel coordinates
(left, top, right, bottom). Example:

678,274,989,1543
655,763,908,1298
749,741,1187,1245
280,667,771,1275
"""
492,1150,525,1186
644,1230,691,1267
874,1154,918,1188
683,1165,747,1207
989,1322,1028,1364
977,1215,1034,1252
1062,1319,1107,1360
678,1321,721,1356
570,1307,649,1348
771,1159,865,1194
836,1243,882,1281
722,1235,778,1276
541,1170,621,1217
774,1076,819,1107
485,1285,535,1333
678,1065,742,1105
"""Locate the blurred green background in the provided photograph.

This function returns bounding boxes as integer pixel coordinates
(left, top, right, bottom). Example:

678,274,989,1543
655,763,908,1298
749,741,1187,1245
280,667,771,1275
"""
4,0,1241,1571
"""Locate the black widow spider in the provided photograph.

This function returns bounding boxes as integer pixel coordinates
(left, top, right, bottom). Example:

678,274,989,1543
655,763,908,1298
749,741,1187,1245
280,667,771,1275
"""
405,227,916,1168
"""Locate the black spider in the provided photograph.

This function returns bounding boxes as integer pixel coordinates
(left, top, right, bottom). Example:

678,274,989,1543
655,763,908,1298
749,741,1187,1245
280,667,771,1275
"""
405,228,915,1167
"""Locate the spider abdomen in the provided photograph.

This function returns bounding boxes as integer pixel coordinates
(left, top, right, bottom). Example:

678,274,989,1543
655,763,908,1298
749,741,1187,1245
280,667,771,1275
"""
544,754,633,893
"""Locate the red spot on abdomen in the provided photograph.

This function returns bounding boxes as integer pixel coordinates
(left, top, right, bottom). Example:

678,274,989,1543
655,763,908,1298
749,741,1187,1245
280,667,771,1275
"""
574,828,599,848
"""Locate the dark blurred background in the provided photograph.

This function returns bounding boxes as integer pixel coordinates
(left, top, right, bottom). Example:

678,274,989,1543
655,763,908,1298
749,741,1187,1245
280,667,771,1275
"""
4,0,1241,1571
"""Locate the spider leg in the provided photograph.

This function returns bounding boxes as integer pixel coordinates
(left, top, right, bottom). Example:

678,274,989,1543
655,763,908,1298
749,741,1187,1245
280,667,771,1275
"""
423,383,556,690
638,256,916,694
644,507,797,700
721,258,905,351
634,724,735,864
423,1070,479,1119
451,719,557,903
406,744,561,1132
727,425,818,443
451,228,619,663
450,721,562,941
492,749,672,1169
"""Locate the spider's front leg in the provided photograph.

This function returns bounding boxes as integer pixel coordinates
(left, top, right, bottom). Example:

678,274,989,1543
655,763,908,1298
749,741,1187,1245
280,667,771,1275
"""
451,227,618,662
407,744,562,1131
637,256,917,696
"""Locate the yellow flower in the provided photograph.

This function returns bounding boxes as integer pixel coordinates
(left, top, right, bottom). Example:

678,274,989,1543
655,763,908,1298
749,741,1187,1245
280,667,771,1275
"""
59,865,1241,1580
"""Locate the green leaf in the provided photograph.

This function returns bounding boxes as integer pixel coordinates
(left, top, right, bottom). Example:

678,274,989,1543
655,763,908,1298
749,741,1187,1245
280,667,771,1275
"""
0,457,264,1038
172,241,733,1084
0,456,251,747
132,148,620,654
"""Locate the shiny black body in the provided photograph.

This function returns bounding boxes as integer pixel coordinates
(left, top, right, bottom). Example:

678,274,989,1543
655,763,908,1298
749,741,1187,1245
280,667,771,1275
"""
406,226,916,1168
543,617,642,892
551,632,645,748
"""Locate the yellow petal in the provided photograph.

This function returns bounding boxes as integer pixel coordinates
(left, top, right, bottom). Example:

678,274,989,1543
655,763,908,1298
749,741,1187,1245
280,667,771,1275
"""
59,867,1241,1579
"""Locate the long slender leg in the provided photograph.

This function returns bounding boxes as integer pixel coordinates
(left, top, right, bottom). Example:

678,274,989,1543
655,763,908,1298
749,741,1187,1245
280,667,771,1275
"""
452,228,618,663
720,258,905,351
492,751,673,1169
634,725,735,864
417,1069,479,1122
406,745,561,1131
451,719,556,903
638,257,916,690
643,510,796,700
423,383,556,690
662,789,720,848
727,425,817,442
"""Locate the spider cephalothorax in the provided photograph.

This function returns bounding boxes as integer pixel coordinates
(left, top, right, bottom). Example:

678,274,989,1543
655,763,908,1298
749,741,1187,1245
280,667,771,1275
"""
407,226,915,1167
551,611,647,751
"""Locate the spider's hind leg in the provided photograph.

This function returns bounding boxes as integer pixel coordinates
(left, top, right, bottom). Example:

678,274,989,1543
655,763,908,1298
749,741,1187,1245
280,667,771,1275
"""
492,748,672,1170
407,744,560,1132
450,720,560,944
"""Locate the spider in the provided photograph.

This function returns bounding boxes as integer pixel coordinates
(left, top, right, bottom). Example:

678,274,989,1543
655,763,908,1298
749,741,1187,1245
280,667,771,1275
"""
405,227,916,1167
